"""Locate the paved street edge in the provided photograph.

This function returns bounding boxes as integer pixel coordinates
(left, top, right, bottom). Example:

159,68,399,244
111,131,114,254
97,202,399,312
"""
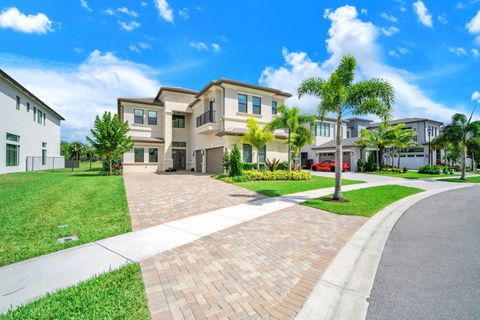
295,183,474,320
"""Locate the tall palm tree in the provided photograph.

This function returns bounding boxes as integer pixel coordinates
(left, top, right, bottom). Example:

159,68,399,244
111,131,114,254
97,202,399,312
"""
241,117,275,170
298,55,394,200
439,113,479,180
266,104,315,171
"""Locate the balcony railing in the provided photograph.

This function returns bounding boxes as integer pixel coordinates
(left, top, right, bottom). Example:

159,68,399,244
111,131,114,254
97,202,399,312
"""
196,109,215,127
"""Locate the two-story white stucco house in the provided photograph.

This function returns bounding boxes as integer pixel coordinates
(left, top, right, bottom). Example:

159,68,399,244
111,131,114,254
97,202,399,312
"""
0,69,65,174
118,78,291,173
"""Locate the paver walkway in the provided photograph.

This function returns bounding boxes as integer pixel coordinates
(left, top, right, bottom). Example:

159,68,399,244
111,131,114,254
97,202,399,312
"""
124,173,264,230
141,205,366,320
0,178,463,315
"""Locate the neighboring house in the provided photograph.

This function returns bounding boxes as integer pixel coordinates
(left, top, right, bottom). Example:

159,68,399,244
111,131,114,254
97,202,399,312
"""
0,69,65,174
303,117,444,171
118,78,291,173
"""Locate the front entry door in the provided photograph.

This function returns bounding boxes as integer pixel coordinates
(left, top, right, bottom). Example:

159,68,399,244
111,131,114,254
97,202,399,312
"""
172,149,186,170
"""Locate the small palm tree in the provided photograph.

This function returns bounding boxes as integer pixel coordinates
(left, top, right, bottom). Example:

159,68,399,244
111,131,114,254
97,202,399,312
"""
266,104,315,171
241,117,275,170
438,113,479,179
357,124,392,170
291,125,314,169
389,124,421,168
298,55,395,200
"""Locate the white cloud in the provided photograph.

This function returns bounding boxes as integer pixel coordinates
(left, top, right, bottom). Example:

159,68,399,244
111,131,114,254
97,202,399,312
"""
438,13,448,25
448,47,468,56
154,0,174,23
259,5,460,122
211,43,221,53
466,10,480,35
0,7,53,34
360,9,368,15
389,47,411,58
389,50,400,58
141,2,148,7
103,8,114,16
380,12,397,23
189,41,208,51
3,50,160,141
80,0,92,12
472,91,480,102
179,8,189,19
129,42,152,52
412,1,433,28
117,7,138,17
381,26,400,36
119,21,140,31
472,48,480,57
74,47,84,54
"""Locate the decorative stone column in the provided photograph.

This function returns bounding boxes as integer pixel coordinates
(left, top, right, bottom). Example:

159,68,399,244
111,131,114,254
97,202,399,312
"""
162,110,173,171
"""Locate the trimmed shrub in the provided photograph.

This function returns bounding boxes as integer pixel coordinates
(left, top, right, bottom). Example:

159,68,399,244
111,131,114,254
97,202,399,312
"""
243,169,311,181
228,145,243,177
278,161,289,171
418,165,442,174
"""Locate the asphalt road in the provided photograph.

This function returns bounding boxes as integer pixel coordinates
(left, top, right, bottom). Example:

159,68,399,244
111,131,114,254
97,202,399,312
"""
367,185,480,320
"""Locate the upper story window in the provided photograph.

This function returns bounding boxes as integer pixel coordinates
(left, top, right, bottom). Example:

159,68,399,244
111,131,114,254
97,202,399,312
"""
6,133,20,142
314,123,330,137
272,100,277,115
134,109,144,124
173,115,185,128
37,110,43,124
148,111,157,125
238,94,247,113
252,96,261,115
27,102,30,112
33,107,37,121
16,96,20,110
43,113,46,126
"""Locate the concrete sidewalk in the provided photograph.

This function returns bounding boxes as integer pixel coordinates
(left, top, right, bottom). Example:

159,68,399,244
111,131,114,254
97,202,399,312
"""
0,178,460,314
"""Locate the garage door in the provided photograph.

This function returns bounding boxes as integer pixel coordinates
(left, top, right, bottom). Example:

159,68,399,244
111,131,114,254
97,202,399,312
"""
206,147,224,174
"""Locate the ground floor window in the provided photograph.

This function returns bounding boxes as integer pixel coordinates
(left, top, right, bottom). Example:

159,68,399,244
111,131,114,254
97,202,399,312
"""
243,144,252,163
6,144,19,166
42,149,47,165
259,145,266,163
149,148,158,163
134,148,144,163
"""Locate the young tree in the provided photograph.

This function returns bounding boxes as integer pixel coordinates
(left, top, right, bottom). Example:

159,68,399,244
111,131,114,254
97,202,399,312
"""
356,124,392,170
438,114,479,180
228,144,242,177
60,141,72,160
241,117,275,170
69,142,85,161
266,105,315,171
299,55,395,200
291,125,314,168
87,112,133,175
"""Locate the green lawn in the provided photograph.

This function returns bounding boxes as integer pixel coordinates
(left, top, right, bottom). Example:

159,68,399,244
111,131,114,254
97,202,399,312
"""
373,171,457,179
235,176,364,197
438,176,480,183
302,185,423,217
0,263,149,320
0,162,131,267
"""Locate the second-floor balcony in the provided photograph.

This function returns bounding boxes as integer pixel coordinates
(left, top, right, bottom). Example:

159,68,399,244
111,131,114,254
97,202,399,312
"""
196,109,215,127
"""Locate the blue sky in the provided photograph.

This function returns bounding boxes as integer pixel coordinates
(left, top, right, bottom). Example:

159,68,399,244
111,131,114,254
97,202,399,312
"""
1,0,479,141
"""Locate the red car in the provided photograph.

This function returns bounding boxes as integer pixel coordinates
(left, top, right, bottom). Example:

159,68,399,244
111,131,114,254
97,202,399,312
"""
311,160,349,172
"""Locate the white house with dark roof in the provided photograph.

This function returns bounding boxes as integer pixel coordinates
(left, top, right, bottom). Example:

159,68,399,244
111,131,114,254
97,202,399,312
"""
118,78,291,173
0,69,65,174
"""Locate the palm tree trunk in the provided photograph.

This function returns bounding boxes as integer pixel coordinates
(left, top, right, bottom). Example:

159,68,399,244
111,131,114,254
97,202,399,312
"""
376,149,380,171
397,151,401,168
256,149,260,170
333,117,343,201
287,130,291,172
109,158,112,176
461,146,466,180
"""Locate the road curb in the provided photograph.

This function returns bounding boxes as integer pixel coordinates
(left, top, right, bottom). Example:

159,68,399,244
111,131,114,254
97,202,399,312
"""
294,183,473,320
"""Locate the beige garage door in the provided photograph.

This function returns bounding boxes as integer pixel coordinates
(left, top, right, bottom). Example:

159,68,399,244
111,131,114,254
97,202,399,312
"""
206,147,224,174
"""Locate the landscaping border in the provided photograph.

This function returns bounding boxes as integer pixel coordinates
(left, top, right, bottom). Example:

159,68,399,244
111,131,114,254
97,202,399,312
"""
294,183,473,320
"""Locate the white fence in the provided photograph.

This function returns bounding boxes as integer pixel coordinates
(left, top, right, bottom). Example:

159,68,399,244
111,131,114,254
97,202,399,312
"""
26,156,65,172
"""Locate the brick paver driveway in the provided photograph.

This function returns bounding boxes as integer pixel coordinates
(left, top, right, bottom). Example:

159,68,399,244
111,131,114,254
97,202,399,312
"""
140,205,366,320
124,172,264,230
